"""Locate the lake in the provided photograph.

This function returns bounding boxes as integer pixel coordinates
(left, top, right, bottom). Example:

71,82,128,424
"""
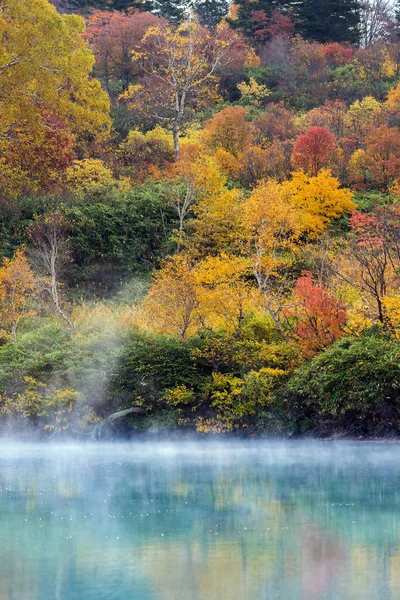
0,440,399,599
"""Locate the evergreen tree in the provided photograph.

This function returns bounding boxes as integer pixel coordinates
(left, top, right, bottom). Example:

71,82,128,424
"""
150,0,186,21
229,0,362,45
295,0,362,44
54,0,151,12
195,0,230,27
395,1,400,39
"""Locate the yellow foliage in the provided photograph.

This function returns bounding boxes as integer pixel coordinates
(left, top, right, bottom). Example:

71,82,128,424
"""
382,296,400,337
142,255,199,339
163,385,196,407
65,159,127,192
124,19,237,154
0,0,110,194
120,126,175,181
238,78,270,107
191,156,228,198
348,149,369,184
72,302,139,337
244,48,261,68
346,97,382,135
192,187,245,255
193,254,261,333
213,148,242,179
386,82,400,113
243,179,302,268
282,170,354,239
382,53,396,78
1,376,79,431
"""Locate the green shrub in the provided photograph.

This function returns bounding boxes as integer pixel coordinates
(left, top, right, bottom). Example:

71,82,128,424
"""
112,331,204,410
282,332,400,435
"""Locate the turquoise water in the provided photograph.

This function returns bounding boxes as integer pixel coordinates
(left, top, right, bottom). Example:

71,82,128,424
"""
1,441,400,600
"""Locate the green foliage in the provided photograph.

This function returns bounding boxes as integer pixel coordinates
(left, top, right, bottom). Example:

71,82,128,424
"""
282,332,400,435
64,182,178,290
297,0,361,44
0,323,71,395
353,191,393,213
230,0,361,44
0,319,127,422
113,331,203,409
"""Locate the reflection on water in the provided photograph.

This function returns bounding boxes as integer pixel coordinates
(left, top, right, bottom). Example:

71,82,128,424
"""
0,441,399,599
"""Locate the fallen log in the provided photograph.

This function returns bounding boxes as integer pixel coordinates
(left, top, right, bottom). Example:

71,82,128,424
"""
90,406,144,439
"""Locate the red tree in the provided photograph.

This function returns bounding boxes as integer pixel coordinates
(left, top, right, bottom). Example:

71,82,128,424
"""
294,271,346,356
323,43,353,67
250,9,295,43
292,127,337,176
85,10,159,95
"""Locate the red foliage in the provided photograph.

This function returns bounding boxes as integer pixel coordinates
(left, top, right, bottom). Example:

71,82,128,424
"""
85,10,160,92
323,43,353,67
294,271,347,356
291,127,337,175
349,210,385,247
7,110,74,191
251,9,295,43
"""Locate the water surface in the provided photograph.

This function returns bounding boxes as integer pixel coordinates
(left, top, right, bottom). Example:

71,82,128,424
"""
0,440,399,599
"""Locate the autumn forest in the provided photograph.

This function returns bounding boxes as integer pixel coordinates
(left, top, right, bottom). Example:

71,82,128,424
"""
2,0,400,438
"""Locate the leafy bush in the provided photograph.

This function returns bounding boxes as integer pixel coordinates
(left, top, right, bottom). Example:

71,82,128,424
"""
112,331,203,410
282,332,400,435
64,181,178,290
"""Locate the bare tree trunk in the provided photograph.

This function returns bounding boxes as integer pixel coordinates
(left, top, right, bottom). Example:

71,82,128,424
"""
50,264,74,331
28,211,74,332
173,119,180,158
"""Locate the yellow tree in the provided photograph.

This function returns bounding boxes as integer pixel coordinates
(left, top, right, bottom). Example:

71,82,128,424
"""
0,0,111,195
193,254,260,334
0,249,36,340
243,180,302,336
282,170,354,239
186,157,245,257
142,255,198,339
64,159,126,194
122,19,239,157
243,173,353,335
346,96,382,137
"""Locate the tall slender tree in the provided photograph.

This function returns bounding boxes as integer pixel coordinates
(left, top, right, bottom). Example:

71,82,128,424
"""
296,0,362,44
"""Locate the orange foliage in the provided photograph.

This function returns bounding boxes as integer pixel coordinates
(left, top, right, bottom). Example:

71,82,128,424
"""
202,106,252,157
364,125,400,186
323,43,353,67
0,249,36,340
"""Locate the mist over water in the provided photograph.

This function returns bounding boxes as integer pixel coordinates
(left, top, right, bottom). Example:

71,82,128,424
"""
1,440,400,600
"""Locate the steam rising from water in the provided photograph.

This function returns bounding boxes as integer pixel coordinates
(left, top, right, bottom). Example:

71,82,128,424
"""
1,440,399,600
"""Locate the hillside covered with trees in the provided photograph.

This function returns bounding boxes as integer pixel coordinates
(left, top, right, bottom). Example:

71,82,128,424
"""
3,0,400,437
